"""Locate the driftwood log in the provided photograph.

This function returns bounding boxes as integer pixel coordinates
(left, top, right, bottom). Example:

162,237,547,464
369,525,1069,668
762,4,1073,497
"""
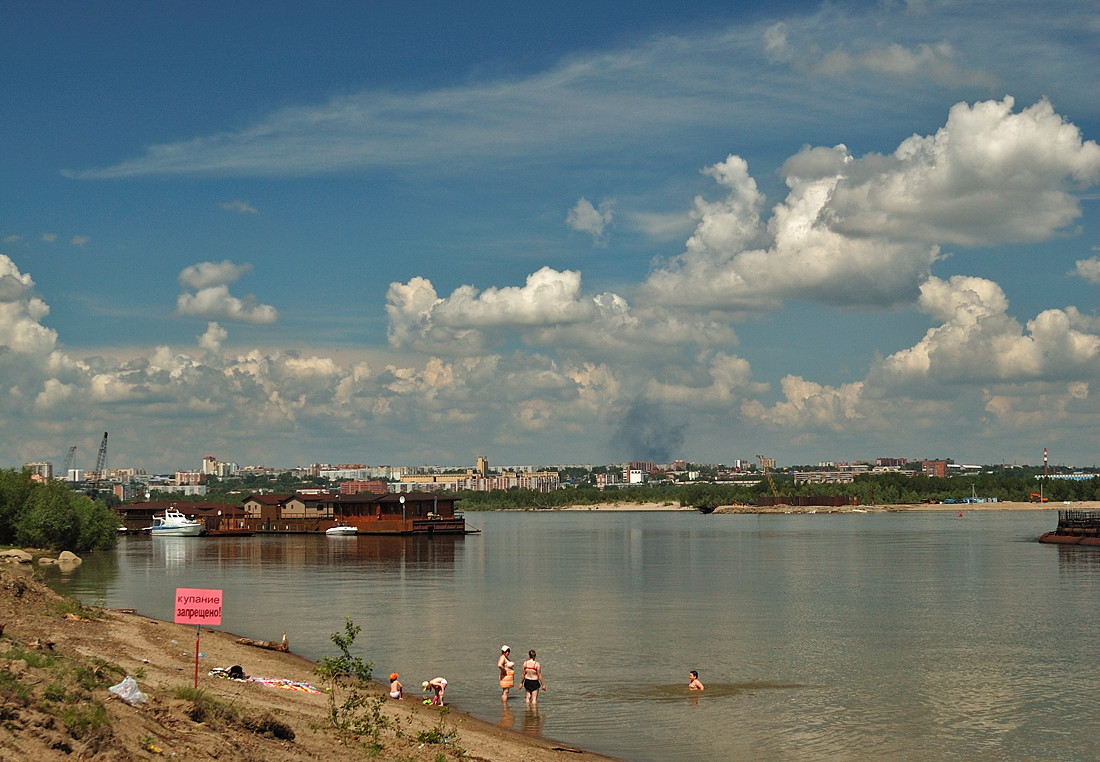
235,631,289,652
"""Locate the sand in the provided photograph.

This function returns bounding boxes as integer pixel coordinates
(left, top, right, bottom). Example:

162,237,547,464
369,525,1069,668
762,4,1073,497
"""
711,500,1084,514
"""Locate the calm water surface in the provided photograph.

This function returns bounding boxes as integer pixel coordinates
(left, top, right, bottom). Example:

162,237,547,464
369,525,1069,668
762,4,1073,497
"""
45,510,1100,761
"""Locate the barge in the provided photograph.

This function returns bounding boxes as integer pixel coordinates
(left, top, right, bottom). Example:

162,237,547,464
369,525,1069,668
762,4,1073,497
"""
115,491,467,536
1038,509,1100,547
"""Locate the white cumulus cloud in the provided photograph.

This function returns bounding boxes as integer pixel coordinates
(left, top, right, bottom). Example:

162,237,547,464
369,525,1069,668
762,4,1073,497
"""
566,197,614,244
176,260,278,325
644,98,1100,313
870,275,1100,387
1073,257,1100,284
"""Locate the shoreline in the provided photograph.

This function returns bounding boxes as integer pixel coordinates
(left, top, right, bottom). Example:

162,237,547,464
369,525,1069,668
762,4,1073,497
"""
0,566,621,761
556,500,1080,513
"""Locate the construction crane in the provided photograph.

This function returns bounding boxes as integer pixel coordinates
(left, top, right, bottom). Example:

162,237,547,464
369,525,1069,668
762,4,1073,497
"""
86,432,108,498
757,454,779,498
61,445,77,481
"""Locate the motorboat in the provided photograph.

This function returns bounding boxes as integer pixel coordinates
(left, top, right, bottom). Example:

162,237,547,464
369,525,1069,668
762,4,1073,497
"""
326,522,358,536
148,508,203,537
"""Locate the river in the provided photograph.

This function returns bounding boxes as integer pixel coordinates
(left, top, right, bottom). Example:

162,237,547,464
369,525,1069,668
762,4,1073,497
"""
44,509,1100,761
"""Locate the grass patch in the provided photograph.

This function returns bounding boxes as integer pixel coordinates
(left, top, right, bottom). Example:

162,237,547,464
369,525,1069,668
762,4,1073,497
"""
51,597,100,619
175,685,240,726
174,685,208,702
73,657,123,691
0,668,31,705
62,701,110,739
3,644,59,669
416,705,463,754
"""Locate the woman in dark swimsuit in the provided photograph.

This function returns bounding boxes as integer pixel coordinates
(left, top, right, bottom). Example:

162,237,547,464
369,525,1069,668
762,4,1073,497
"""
522,650,545,706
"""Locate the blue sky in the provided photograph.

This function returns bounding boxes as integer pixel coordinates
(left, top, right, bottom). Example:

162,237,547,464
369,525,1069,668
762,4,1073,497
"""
2,0,1099,473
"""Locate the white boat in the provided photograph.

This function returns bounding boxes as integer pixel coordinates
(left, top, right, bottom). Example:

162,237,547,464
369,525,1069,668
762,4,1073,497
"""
326,522,357,536
148,508,204,537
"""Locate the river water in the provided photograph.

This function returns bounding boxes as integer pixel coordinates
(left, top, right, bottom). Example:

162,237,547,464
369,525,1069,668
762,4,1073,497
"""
44,509,1100,761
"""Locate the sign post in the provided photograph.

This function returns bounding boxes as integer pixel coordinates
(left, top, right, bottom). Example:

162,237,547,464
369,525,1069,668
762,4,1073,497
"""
174,588,223,688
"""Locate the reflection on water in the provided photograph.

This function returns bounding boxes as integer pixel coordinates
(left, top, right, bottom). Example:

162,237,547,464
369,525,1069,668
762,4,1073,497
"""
43,510,1100,762
631,681,809,701
521,707,543,735
158,537,192,572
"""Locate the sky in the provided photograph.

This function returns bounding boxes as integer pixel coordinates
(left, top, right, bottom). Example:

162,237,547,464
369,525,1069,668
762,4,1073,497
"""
2,0,1099,473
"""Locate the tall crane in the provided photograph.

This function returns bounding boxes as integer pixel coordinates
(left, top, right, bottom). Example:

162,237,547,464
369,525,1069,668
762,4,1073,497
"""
61,445,77,481
757,454,779,498
86,432,108,498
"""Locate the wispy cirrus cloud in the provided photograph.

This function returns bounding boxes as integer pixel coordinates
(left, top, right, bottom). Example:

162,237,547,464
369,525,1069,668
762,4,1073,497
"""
58,4,1045,181
220,200,258,214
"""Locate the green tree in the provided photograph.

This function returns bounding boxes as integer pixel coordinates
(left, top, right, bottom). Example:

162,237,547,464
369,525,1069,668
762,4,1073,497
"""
16,481,80,549
0,468,36,544
75,494,122,550
14,480,118,551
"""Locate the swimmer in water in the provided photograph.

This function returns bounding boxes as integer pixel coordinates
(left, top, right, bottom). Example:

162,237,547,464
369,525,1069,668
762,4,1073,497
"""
688,670,704,691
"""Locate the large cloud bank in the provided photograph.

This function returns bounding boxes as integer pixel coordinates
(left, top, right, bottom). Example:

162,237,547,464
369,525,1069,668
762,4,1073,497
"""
3,98,1099,468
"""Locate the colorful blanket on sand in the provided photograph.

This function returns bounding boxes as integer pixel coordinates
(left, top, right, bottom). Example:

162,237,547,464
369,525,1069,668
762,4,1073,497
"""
209,668,323,693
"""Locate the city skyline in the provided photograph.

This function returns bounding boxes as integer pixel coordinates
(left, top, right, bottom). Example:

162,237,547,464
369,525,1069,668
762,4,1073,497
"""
21,447,1093,481
2,1,1099,473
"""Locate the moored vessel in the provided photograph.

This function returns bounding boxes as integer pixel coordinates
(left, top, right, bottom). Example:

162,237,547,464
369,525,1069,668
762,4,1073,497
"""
325,522,358,536
148,508,203,537
1039,509,1100,546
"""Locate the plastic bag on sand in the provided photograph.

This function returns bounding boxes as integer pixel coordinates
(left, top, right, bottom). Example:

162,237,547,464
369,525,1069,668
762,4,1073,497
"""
108,676,147,704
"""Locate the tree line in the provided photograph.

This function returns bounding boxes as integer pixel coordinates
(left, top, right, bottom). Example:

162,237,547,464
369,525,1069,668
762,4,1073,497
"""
0,469,120,551
452,472,1100,510
143,469,1100,512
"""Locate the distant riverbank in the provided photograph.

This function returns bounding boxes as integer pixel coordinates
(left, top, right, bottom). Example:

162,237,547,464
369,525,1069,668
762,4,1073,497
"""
552,499,1081,513
710,500,1079,514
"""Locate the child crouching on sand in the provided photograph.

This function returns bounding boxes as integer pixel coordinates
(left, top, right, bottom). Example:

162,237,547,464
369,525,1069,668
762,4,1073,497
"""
389,672,403,699
422,677,447,705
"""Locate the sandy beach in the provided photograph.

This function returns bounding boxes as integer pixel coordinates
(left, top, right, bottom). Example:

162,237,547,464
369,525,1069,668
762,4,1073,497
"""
710,500,1086,514
0,565,619,762
560,501,692,511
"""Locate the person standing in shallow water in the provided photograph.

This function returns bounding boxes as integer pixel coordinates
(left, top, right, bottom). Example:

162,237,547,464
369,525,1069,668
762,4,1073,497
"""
498,645,515,703
522,650,545,706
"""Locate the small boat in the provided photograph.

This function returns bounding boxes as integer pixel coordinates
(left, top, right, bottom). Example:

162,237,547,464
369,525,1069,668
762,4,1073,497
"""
326,522,358,536
148,508,203,537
